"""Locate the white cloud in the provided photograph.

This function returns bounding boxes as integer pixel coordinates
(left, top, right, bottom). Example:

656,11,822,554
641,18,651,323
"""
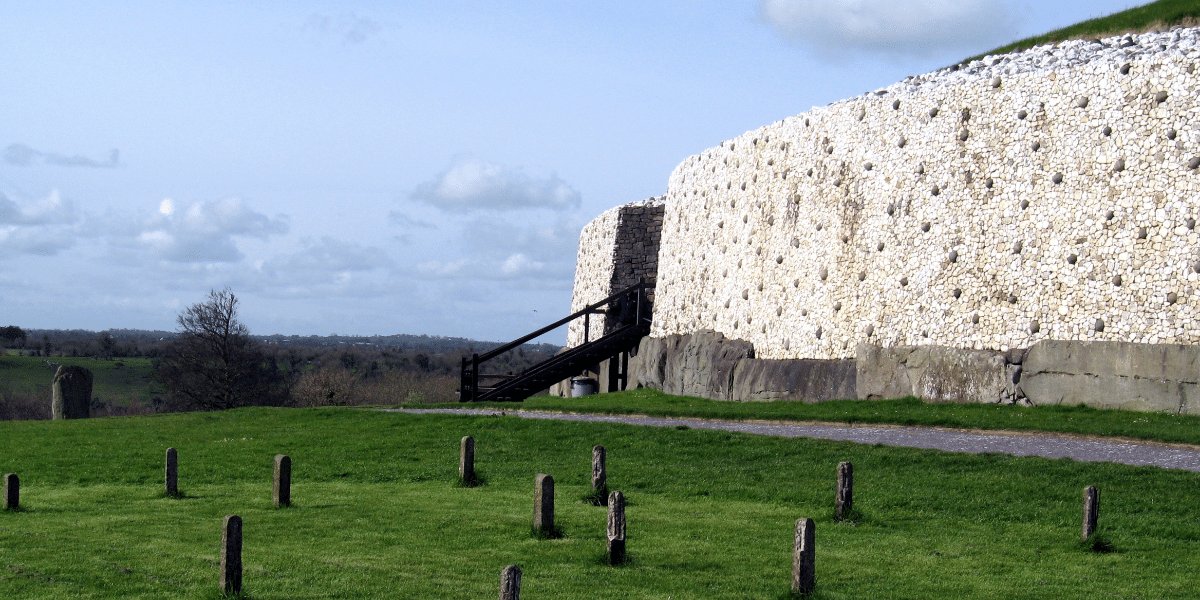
0,190,78,225
411,158,582,212
0,190,82,257
761,0,1019,57
3,143,120,168
500,253,545,276
306,13,382,45
135,197,288,263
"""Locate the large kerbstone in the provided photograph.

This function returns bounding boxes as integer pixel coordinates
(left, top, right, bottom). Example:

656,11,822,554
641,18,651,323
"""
731,358,856,401
630,331,855,402
1021,340,1200,414
51,365,92,420
855,344,1018,404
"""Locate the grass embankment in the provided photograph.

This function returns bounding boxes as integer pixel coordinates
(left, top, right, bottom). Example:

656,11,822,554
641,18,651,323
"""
967,0,1200,61
451,388,1200,446
0,354,161,406
3,408,1200,598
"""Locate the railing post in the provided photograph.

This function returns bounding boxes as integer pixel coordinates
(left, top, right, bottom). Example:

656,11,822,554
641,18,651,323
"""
471,353,480,401
584,312,590,344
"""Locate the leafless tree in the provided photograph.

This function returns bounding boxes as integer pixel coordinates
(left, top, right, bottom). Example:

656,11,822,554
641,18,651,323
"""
156,288,285,410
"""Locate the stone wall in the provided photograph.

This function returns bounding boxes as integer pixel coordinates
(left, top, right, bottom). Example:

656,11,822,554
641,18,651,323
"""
648,29,1200,360
566,198,664,347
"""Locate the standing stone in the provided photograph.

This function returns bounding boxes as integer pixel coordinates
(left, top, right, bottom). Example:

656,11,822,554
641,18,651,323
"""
835,461,853,521
165,447,179,497
1082,485,1100,541
592,445,607,505
791,518,816,596
533,474,555,537
51,365,92,420
499,564,522,600
3,473,17,511
460,436,477,486
274,454,291,508
607,490,626,565
220,515,243,596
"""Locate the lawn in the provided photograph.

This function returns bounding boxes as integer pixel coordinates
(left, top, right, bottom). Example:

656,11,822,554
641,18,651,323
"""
3,407,1200,598
449,388,1200,446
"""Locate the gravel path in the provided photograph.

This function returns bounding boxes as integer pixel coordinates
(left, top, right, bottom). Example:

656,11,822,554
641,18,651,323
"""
395,407,1200,472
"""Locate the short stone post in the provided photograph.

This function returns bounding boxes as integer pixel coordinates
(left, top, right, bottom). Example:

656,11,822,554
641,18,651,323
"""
273,454,291,508
533,473,555,537
165,448,179,497
592,445,607,505
220,515,243,596
607,490,626,565
834,461,853,521
3,473,18,511
499,564,522,600
51,365,92,420
791,518,815,596
1082,485,1100,541
460,436,477,486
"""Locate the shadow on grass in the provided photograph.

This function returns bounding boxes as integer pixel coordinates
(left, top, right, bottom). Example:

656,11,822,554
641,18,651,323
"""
831,507,868,526
455,474,487,488
1080,532,1117,554
531,525,564,540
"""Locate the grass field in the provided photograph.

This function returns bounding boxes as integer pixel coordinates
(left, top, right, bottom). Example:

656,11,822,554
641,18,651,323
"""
0,354,162,407
967,0,1200,61
451,388,1200,446
3,407,1200,598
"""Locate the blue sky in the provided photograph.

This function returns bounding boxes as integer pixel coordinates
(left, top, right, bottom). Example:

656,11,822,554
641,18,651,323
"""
0,1,1145,342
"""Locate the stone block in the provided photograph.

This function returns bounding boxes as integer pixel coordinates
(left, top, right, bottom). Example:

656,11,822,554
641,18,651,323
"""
51,365,92,420
856,344,1015,404
1022,341,1200,413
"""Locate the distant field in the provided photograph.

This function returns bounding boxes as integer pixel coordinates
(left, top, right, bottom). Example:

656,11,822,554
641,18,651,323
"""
0,354,162,407
3,408,1200,598
967,0,1200,61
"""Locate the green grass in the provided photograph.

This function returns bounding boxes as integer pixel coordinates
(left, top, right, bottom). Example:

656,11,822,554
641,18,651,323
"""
965,0,1200,62
438,388,1200,446
3,407,1200,598
0,355,162,406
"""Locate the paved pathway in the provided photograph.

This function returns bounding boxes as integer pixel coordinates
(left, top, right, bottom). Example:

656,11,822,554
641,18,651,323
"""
396,407,1200,472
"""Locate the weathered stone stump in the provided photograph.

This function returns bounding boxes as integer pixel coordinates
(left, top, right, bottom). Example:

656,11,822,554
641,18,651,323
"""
165,447,179,497
533,473,556,537
499,564,522,600
607,490,626,565
51,365,92,420
460,436,477,486
3,473,18,511
835,461,853,521
220,515,243,596
592,445,607,505
1082,485,1100,541
274,454,291,508
791,518,815,596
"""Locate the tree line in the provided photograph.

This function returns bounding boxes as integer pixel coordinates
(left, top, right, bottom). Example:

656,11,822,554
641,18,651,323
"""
1,289,561,416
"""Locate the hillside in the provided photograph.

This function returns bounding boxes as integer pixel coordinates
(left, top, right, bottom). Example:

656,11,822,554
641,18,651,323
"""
969,0,1200,61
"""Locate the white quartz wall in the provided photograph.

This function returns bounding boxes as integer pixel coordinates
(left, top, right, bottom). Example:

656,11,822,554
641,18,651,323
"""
650,29,1200,359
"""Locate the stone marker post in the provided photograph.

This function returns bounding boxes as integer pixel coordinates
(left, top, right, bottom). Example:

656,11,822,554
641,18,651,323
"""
792,518,815,596
1082,485,1100,541
220,515,243,596
835,461,853,521
533,473,555,537
165,447,179,497
51,365,92,420
460,436,477,486
3,473,17,511
592,445,607,505
499,564,522,600
274,454,291,508
607,490,626,565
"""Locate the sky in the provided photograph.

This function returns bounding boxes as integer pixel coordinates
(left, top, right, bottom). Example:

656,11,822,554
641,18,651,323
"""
0,0,1148,343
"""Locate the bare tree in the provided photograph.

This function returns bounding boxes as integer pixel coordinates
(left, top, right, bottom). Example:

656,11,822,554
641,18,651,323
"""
156,289,284,410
